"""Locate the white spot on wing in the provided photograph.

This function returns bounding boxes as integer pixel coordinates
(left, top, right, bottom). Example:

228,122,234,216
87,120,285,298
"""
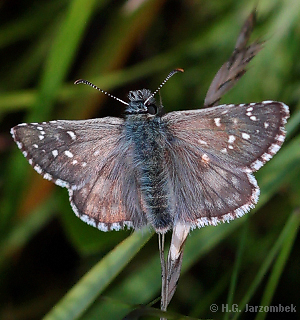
198,139,207,145
196,217,209,227
55,179,69,188
64,150,73,158
228,135,235,143
280,102,290,115
201,154,210,164
79,214,97,228
34,165,43,174
262,100,273,104
262,153,272,161
43,173,52,181
231,176,238,185
276,135,285,142
110,223,122,231
67,131,76,140
16,141,23,149
214,118,221,127
222,213,235,223
242,133,250,140
97,222,108,232
270,144,280,154
52,150,58,157
251,159,263,171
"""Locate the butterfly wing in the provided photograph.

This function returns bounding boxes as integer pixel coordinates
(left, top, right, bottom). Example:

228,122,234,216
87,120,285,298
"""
11,118,147,231
163,101,289,228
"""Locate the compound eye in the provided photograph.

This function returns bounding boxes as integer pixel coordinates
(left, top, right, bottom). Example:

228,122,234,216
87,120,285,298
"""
147,104,157,115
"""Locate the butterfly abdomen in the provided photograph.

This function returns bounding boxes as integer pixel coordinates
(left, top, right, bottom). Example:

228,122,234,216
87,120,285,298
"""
126,116,172,232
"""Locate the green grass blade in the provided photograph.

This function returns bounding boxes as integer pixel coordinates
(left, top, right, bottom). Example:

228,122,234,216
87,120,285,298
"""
1,0,99,234
223,222,248,320
43,229,153,320
29,0,99,122
231,211,300,320
82,223,241,320
254,210,300,320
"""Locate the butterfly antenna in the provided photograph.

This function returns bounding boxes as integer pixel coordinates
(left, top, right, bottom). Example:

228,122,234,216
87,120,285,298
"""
144,68,184,104
74,79,129,106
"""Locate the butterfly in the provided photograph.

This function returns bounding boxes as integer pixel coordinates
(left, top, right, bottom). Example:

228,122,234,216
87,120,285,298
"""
11,12,289,234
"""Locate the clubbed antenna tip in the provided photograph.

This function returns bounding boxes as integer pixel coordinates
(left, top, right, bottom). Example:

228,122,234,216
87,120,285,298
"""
145,68,184,105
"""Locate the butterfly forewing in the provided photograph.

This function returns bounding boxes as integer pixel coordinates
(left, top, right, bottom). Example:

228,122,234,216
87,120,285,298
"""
11,118,124,189
164,101,289,171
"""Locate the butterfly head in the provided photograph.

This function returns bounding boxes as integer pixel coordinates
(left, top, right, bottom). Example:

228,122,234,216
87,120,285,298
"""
125,89,160,116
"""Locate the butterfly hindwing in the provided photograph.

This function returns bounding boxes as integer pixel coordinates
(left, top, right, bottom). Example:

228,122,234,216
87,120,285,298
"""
69,141,147,231
165,140,259,228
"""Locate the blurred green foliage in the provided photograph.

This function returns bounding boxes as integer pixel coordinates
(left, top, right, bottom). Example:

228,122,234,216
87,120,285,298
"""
1,0,300,319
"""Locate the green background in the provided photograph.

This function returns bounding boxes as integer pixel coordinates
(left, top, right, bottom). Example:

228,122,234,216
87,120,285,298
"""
1,0,300,319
